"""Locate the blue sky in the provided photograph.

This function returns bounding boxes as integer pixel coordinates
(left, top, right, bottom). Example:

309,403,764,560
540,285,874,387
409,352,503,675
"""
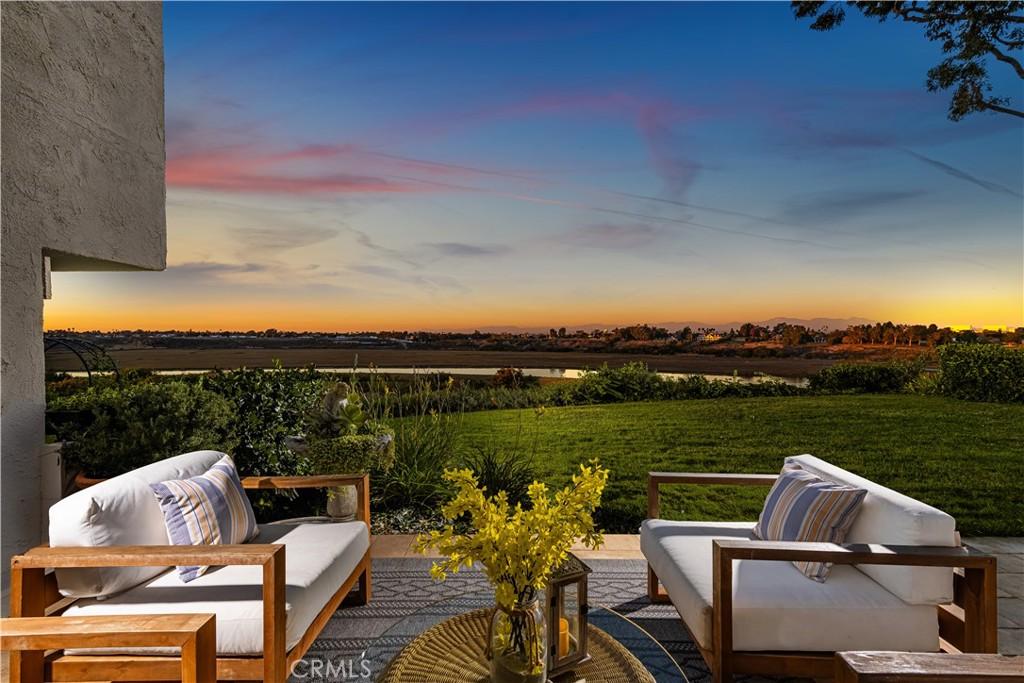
48,2,1023,331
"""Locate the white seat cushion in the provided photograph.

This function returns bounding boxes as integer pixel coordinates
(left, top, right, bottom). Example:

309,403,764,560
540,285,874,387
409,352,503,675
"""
640,519,939,652
50,450,225,598
787,455,957,604
62,521,370,656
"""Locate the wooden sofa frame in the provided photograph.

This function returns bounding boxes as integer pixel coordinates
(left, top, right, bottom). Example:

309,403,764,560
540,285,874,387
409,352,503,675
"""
10,473,373,683
646,472,999,683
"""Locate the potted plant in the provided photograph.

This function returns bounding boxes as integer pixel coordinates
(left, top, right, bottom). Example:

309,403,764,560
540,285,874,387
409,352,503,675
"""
299,382,395,520
415,462,608,683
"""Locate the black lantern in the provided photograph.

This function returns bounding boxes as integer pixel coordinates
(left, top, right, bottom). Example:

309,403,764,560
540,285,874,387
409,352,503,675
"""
546,553,592,676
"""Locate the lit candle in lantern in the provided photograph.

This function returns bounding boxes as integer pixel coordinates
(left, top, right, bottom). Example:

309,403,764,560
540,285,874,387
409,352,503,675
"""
558,617,570,657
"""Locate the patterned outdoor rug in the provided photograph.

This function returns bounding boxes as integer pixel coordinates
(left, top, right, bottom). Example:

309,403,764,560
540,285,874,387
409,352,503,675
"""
301,557,810,683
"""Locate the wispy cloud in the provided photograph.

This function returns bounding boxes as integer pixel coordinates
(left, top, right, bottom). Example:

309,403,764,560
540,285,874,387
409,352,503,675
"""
423,242,513,257
166,146,425,195
636,104,702,199
555,223,670,250
901,149,1023,198
167,261,269,278
348,264,465,291
778,189,927,226
165,141,544,197
231,225,339,252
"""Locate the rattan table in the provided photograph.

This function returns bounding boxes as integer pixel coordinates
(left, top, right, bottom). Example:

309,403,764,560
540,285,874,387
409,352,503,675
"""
379,608,656,683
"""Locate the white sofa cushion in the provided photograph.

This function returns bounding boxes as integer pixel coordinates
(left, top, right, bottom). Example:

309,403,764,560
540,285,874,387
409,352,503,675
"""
787,455,957,604
640,519,939,652
50,450,225,598
62,521,370,655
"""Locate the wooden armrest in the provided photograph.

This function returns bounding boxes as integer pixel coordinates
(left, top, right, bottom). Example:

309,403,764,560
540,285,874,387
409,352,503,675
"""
242,473,371,525
0,614,215,651
646,472,777,518
241,473,366,490
11,543,283,569
712,539,995,569
649,472,779,486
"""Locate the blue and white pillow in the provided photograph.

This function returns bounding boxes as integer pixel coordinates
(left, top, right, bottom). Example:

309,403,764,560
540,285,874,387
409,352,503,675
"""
150,455,258,582
753,464,867,582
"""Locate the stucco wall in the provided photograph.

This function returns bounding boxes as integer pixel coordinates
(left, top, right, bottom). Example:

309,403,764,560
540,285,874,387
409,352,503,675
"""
1,1,166,601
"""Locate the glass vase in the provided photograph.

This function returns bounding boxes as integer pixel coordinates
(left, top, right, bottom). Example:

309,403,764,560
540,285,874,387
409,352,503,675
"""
487,597,547,683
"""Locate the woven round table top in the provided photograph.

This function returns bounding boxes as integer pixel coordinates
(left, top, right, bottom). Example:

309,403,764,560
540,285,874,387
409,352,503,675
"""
379,608,656,683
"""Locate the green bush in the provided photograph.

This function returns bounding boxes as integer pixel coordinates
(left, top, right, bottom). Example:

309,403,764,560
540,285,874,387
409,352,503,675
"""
549,362,669,404
906,370,942,396
808,361,920,394
461,445,536,507
202,365,326,476
306,421,396,474
664,375,802,400
938,344,1024,402
492,367,539,389
546,364,803,405
53,381,235,477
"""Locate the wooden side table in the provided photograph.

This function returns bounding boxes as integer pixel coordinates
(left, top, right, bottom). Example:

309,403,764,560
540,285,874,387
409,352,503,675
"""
0,613,217,683
836,651,1024,682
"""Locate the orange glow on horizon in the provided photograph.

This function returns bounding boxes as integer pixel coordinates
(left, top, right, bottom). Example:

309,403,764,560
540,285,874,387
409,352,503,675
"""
44,300,1023,333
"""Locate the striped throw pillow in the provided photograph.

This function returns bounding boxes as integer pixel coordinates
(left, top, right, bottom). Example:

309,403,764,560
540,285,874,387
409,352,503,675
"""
150,455,258,582
753,464,867,582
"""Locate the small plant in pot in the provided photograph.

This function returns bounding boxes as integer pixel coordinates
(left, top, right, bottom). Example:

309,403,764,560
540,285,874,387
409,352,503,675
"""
296,382,395,520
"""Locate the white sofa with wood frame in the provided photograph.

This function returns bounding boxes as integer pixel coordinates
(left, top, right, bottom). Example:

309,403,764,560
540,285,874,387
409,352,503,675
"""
642,454,998,682
9,450,372,682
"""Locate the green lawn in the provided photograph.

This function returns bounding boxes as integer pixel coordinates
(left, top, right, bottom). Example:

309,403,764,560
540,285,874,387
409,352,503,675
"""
457,395,1024,536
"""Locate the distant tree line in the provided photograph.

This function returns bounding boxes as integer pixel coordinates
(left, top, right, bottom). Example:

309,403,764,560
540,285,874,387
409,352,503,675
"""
47,321,1023,355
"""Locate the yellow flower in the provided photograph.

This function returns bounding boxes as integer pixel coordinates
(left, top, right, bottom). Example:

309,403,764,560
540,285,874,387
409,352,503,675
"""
415,461,610,613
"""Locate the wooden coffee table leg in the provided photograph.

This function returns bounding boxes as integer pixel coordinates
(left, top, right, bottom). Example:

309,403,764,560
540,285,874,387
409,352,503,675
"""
182,615,217,683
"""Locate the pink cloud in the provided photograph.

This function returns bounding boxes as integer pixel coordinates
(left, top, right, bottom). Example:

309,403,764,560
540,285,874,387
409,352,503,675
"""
164,143,519,195
166,148,422,194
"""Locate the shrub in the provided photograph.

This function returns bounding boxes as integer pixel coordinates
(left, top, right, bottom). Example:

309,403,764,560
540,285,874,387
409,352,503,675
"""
938,344,1024,402
492,367,539,389
808,361,920,394
202,365,326,476
305,422,396,474
551,362,669,404
906,370,942,396
461,445,537,507
53,381,235,477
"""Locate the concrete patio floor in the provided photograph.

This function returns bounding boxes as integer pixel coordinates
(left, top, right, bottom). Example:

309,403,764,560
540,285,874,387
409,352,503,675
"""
375,533,1024,656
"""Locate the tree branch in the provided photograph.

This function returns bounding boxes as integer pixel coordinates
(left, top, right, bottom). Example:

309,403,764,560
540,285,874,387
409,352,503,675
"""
988,43,1024,79
991,34,1024,49
981,100,1024,118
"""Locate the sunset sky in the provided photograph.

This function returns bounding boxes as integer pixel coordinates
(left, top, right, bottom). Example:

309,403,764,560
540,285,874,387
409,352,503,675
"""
45,2,1023,332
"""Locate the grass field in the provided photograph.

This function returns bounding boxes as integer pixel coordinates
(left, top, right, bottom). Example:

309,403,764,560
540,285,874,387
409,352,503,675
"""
457,395,1024,536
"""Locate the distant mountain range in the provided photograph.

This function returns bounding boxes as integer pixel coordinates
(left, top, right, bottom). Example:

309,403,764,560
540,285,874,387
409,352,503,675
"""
462,317,876,334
